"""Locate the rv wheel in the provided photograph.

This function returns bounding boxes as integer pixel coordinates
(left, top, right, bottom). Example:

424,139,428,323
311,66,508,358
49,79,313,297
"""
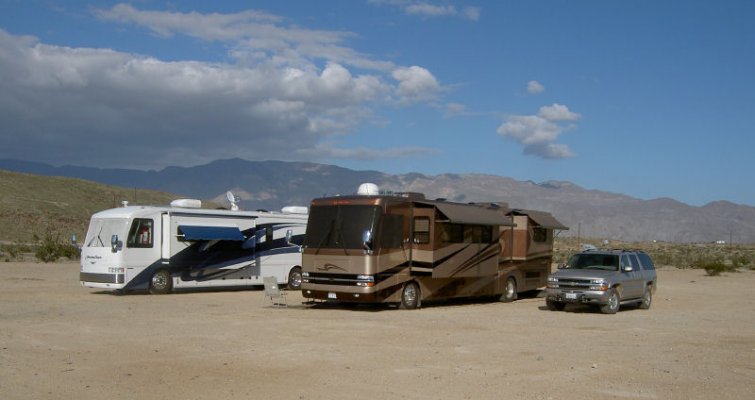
501,277,517,303
287,267,302,290
400,281,421,310
149,269,172,295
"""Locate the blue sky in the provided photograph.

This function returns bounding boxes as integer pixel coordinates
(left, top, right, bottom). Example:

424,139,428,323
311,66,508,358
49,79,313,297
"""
0,1,753,206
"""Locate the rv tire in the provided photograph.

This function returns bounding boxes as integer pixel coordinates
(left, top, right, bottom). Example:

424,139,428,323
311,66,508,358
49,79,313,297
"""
501,277,517,303
400,281,421,310
149,269,172,295
287,266,302,290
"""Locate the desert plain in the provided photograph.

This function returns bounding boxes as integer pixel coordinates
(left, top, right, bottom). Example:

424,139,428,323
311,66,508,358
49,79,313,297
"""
0,262,753,400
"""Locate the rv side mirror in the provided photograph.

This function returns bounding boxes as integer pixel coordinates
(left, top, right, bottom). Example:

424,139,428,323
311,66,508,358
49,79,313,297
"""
362,230,373,252
111,235,121,253
285,229,294,246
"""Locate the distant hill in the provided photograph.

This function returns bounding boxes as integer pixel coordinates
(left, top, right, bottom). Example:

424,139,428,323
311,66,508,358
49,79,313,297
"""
1,158,754,243
0,169,199,243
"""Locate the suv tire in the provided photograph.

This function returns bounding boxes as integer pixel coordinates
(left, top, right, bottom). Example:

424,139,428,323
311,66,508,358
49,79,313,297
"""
600,289,620,314
546,298,566,311
639,286,652,310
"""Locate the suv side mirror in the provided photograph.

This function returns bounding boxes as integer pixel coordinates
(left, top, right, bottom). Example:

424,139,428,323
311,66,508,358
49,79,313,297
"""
622,265,633,272
557,263,567,269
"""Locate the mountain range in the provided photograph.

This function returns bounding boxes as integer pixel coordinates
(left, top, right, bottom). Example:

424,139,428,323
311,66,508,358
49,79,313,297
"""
1,158,753,243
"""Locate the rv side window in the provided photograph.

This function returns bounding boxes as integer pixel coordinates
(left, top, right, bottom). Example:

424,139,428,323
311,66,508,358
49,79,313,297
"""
413,217,431,244
481,226,494,243
464,226,477,243
533,227,547,243
465,225,493,244
440,223,464,243
127,218,154,248
265,227,274,249
380,214,404,248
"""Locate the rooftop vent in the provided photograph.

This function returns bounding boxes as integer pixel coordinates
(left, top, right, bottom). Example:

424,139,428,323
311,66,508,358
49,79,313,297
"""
170,199,202,209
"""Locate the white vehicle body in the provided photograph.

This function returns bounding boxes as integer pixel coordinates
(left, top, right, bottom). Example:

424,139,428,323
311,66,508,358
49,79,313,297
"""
79,201,307,293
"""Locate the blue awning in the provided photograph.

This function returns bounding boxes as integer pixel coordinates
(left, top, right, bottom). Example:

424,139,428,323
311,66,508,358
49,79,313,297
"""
178,225,245,241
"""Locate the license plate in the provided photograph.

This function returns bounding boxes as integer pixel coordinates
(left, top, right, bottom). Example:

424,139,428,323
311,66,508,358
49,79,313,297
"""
566,293,577,300
328,292,337,299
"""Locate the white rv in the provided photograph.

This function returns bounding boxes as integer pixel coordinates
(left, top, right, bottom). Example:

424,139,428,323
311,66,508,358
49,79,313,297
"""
80,199,308,294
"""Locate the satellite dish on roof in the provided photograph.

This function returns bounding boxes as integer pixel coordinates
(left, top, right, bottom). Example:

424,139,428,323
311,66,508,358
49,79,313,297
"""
226,190,239,211
357,183,379,196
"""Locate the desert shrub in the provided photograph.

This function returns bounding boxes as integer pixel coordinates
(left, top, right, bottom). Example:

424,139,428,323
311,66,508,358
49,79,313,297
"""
1,242,33,262
690,255,736,276
731,253,753,269
701,260,728,276
648,251,675,267
33,231,81,263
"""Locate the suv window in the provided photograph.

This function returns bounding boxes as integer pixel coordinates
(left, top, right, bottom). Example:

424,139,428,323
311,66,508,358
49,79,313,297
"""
630,254,641,270
637,253,655,270
620,254,631,270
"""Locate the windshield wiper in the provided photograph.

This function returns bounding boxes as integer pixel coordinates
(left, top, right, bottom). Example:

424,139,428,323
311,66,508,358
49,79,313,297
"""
88,226,105,247
314,220,335,255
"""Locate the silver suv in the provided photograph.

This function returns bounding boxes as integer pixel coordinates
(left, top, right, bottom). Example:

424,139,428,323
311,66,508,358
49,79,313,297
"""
545,249,657,314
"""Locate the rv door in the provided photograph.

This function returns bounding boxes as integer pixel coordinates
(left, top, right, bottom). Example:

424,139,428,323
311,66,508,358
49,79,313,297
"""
161,213,170,261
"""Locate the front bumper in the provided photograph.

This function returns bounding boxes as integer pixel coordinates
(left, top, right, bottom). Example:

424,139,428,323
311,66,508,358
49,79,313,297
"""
545,288,611,305
302,288,381,303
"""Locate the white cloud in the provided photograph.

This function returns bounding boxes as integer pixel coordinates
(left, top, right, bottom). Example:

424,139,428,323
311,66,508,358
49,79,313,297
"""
405,4,457,17
392,65,441,103
295,144,440,160
0,4,446,169
527,80,544,94
95,3,394,72
444,102,467,117
538,103,580,121
496,104,580,159
370,1,480,21
461,7,481,22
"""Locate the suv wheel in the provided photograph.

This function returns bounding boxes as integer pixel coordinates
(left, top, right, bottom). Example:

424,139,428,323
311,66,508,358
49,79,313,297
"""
639,286,652,310
600,289,620,314
546,298,566,311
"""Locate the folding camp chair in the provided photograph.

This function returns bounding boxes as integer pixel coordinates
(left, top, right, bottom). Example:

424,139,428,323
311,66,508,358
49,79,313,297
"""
263,276,288,307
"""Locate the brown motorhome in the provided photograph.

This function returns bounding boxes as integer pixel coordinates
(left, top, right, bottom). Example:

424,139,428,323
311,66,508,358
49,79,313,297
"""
301,184,567,309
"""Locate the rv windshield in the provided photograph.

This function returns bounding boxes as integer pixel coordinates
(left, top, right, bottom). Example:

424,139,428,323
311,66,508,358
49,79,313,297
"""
84,218,130,248
305,205,382,250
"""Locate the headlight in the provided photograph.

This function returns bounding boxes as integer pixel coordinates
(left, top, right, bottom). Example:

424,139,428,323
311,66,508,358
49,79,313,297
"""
589,279,609,291
356,274,375,287
547,276,558,288
302,271,309,277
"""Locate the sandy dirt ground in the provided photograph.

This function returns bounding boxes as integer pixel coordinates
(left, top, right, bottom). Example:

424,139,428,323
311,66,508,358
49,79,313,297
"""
0,262,753,400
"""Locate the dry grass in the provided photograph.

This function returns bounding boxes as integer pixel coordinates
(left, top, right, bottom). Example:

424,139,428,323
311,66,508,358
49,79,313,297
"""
0,169,220,260
554,236,755,272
